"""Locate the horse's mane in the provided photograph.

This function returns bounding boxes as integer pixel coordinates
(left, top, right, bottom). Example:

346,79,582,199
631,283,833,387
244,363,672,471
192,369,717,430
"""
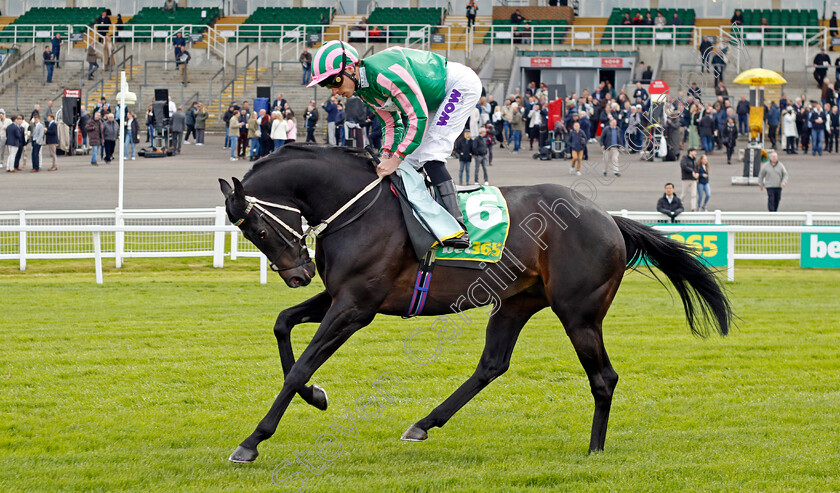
243,143,377,181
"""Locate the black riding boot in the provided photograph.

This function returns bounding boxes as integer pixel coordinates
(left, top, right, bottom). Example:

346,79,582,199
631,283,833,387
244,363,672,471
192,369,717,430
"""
436,180,471,249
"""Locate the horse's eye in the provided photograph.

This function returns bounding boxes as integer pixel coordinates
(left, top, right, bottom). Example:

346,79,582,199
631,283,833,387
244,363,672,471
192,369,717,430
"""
259,230,267,239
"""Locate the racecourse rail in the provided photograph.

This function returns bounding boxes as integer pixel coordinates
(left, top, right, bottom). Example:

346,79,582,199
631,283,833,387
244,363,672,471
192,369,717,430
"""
1,208,839,284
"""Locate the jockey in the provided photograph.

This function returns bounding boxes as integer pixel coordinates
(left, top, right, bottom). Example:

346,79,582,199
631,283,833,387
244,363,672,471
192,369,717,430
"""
308,40,480,249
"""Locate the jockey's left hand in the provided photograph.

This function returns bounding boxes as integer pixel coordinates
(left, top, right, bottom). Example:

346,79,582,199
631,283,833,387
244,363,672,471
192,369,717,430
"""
376,155,401,178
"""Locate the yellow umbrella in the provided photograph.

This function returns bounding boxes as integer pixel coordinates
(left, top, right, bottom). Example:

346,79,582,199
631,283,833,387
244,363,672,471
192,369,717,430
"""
733,68,787,85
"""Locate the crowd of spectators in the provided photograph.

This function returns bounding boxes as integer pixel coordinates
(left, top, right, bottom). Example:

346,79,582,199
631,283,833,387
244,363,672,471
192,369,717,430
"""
1,104,60,172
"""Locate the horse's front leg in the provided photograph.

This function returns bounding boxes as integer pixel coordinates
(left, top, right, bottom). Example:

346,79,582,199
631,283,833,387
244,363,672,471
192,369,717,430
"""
273,290,333,411
230,298,376,463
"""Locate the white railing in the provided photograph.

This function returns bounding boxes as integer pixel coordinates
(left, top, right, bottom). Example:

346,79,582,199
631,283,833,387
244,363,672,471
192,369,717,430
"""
2,209,839,284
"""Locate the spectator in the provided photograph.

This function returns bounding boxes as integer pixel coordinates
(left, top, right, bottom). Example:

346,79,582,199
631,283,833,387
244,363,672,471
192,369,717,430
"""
831,12,838,45
814,48,831,88
711,47,727,86
527,103,542,151
285,110,297,144
235,109,247,159
5,115,24,172
51,33,62,69
621,13,632,26
670,13,682,26
96,11,111,38
334,102,346,146
735,95,750,135
304,103,319,143
695,154,710,211
30,114,43,172
182,101,196,144
698,107,716,154
688,82,702,100
566,120,586,175
509,103,524,152
715,81,728,96
272,94,287,113
731,9,744,26
227,110,240,161
510,9,526,25
115,14,124,35
103,35,114,71
656,183,684,222
124,111,138,160
193,102,206,145
270,111,287,150
821,77,835,105
223,105,235,149
344,96,366,147
260,109,273,155
300,49,312,85
633,81,648,103
680,147,699,211
41,113,58,170
466,0,478,30
43,46,55,83
600,118,624,177
0,110,8,166
632,12,643,25
641,65,653,84
472,127,489,185
455,129,473,185
247,111,260,160
721,116,738,164
322,96,338,145
829,105,839,152
766,101,780,149
86,112,103,166
169,105,185,153
782,106,798,154
758,151,788,211
163,0,177,11
810,103,827,155
655,12,666,28
172,31,187,62
103,113,117,163
643,13,654,26
699,37,712,73
86,45,99,80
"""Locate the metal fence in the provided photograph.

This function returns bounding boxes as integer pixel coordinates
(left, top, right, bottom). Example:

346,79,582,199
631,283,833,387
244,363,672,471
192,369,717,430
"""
2,209,839,284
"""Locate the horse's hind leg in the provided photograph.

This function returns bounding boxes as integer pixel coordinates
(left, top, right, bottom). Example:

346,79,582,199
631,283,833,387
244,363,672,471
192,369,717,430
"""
402,294,545,441
552,289,620,453
273,290,332,410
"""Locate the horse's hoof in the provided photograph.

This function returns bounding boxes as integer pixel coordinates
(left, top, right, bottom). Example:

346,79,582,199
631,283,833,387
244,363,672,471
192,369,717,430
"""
311,385,329,411
229,445,259,463
400,424,428,442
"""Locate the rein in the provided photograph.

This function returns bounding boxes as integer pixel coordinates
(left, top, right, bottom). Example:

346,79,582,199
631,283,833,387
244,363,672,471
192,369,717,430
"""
239,176,384,245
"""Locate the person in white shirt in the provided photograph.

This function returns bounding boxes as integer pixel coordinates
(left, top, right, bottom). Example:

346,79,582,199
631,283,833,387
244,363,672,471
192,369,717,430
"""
270,111,288,150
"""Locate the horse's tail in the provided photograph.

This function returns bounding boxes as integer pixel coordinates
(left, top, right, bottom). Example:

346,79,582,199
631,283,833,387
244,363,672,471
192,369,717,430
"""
613,215,733,337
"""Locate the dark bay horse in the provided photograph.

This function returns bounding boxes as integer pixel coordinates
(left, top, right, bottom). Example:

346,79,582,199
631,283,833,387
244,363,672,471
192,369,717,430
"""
219,144,732,463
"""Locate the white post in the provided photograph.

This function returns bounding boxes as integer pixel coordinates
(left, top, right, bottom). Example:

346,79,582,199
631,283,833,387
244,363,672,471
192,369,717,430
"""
93,231,103,284
213,206,226,268
19,210,26,272
727,232,735,282
259,254,268,284
118,71,127,211
230,230,239,260
115,207,124,268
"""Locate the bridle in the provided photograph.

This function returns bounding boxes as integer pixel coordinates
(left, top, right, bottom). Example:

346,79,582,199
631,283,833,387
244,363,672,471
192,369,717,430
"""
234,176,384,272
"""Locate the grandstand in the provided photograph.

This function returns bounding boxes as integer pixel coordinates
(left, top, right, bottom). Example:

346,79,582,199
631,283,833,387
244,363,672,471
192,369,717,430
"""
0,2,834,133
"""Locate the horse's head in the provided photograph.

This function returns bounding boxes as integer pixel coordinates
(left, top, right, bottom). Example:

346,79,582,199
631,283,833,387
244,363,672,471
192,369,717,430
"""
219,177,316,288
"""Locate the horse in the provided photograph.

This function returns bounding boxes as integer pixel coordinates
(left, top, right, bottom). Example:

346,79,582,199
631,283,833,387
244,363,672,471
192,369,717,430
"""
219,144,733,463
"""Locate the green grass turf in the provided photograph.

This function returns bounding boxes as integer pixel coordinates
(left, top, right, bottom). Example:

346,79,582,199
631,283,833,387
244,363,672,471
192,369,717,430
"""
1,259,839,492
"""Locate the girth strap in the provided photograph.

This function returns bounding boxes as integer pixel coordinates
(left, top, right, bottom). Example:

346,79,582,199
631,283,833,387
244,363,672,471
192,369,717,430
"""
404,249,437,319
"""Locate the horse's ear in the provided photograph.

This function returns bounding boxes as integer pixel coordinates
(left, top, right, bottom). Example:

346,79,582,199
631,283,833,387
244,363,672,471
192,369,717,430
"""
232,177,245,199
219,178,233,197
